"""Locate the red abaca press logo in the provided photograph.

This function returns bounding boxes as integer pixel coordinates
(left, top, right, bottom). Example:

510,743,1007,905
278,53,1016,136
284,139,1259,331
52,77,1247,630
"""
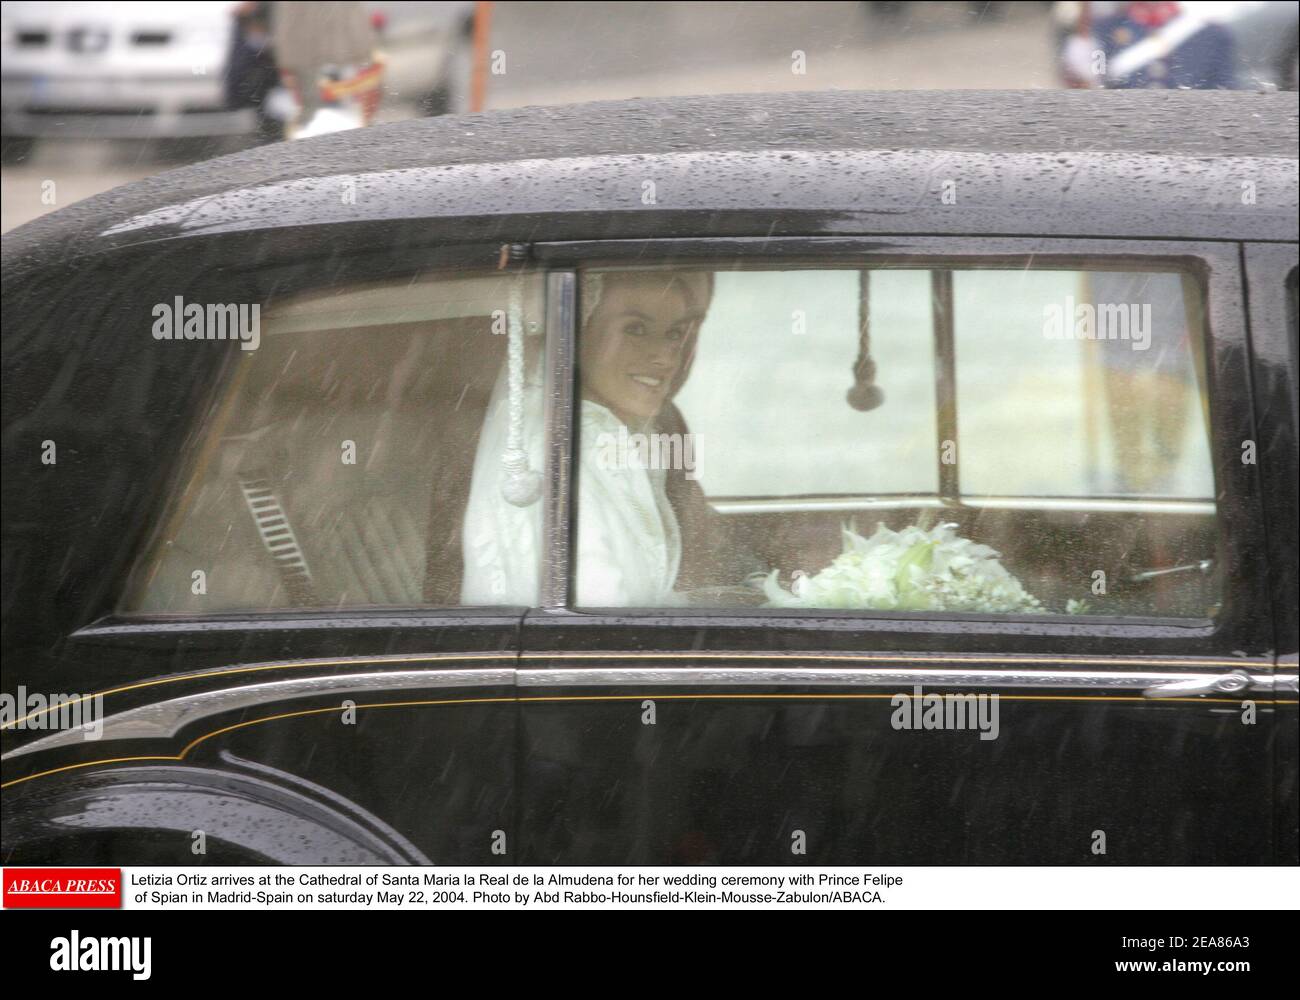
3,868,122,908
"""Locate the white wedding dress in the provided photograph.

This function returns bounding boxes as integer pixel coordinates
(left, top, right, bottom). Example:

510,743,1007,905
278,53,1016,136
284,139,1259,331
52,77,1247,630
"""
461,369,682,607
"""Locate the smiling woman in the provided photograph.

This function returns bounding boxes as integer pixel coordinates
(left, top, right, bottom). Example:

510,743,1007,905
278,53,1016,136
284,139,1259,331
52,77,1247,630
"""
462,268,719,606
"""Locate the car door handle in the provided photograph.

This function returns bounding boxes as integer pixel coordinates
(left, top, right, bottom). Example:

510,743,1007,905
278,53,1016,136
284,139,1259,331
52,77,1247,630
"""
1143,669,1255,698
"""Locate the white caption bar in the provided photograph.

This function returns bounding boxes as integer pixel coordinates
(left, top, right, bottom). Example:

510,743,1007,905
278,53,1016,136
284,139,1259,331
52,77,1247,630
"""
105,866,1300,910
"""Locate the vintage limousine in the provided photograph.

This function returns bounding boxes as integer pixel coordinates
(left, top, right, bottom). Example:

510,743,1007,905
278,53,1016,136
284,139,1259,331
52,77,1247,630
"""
1,90,1296,865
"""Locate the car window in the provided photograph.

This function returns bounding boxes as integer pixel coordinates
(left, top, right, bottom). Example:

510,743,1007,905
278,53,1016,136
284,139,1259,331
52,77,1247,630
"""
954,270,1212,499
572,264,1219,618
672,268,939,498
123,270,544,613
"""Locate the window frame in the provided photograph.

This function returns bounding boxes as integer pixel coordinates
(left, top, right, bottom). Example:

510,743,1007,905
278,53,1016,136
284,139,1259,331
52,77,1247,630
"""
92,233,1267,657
1243,242,1299,668
535,235,1266,649
112,248,549,624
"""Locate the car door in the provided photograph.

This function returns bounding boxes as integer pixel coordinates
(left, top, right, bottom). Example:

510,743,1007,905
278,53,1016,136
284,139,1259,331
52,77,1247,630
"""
516,235,1281,865
1243,241,1300,865
1,228,535,865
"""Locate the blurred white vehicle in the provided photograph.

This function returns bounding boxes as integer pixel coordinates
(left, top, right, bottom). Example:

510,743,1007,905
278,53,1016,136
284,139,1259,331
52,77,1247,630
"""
1,2,246,142
1,1,473,152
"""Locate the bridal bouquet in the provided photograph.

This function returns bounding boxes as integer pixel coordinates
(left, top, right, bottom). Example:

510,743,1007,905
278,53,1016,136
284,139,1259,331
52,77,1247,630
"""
760,521,1043,614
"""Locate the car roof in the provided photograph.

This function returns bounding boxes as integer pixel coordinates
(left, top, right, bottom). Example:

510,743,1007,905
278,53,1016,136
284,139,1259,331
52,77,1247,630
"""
4,89,1298,279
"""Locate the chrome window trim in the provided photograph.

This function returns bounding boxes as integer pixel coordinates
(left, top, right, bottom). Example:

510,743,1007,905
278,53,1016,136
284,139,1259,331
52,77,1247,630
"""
5,662,1289,760
708,496,1217,516
966,497,1216,515
1,668,514,760
712,497,947,514
540,269,576,610
517,665,1284,693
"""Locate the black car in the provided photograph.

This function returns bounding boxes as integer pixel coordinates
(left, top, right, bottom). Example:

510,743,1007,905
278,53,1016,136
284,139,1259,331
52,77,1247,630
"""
2,90,1296,865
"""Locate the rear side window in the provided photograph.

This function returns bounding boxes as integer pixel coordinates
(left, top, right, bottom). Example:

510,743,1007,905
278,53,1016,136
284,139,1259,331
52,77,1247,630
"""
954,270,1212,498
572,264,1219,618
124,271,544,612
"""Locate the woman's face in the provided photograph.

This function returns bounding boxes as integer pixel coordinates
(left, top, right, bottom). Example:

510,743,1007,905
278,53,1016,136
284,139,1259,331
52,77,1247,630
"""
581,276,692,426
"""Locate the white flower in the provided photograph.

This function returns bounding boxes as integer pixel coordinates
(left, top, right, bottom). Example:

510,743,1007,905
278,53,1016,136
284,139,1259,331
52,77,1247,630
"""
762,521,1042,614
